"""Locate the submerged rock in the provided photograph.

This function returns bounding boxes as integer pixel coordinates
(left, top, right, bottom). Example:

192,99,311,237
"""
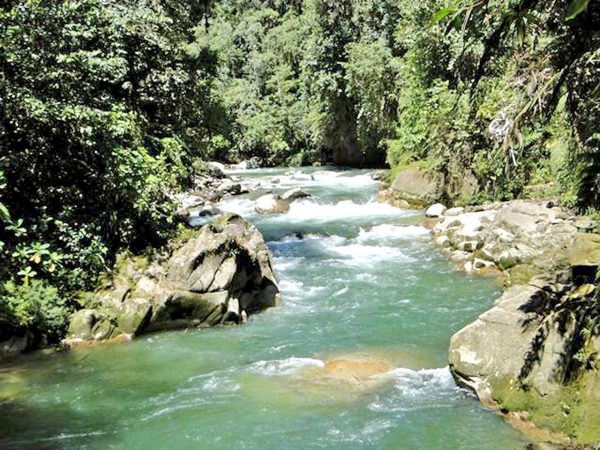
64,214,280,347
255,194,290,214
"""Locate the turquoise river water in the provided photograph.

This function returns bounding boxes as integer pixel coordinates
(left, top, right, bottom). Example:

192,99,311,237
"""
0,168,531,449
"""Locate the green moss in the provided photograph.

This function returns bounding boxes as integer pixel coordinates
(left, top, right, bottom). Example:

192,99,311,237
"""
498,256,518,271
387,159,431,184
171,223,200,250
490,371,600,445
114,252,150,274
507,264,538,286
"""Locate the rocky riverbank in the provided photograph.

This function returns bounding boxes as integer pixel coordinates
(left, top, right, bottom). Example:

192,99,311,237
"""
0,161,280,361
420,199,600,445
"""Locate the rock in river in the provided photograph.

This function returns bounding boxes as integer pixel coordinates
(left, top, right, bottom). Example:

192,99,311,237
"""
281,188,311,202
64,214,280,347
255,194,290,214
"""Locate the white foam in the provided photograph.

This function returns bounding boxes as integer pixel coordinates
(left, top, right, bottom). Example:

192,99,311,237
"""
371,366,455,398
332,286,349,297
330,243,410,266
216,197,256,216
266,170,376,190
202,376,241,393
273,199,408,223
273,256,305,271
356,273,377,282
248,357,325,376
278,279,304,294
357,224,430,242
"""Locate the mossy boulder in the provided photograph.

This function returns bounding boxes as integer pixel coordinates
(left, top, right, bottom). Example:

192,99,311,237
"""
64,214,280,347
390,168,444,208
449,271,600,445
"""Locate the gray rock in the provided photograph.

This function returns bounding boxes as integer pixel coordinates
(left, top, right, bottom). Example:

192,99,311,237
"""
117,298,152,336
65,214,280,346
425,203,447,218
0,333,32,361
444,207,465,216
216,180,242,196
390,168,444,207
67,309,98,341
233,158,261,170
448,274,600,443
207,162,225,178
370,170,388,181
255,194,290,214
199,203,220,217
281,188,311,202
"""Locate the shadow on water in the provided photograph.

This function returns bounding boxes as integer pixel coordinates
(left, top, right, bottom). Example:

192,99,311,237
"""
0,399,115,450
0,349,121,450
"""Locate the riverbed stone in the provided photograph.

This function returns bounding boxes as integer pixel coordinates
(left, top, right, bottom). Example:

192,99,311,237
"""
444,207,465,216
281,188,311,202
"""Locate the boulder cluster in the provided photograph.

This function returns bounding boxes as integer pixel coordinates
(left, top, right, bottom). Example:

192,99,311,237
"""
430,200,595,284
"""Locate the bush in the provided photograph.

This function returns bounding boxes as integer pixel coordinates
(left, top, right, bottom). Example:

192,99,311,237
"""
1,280,71,343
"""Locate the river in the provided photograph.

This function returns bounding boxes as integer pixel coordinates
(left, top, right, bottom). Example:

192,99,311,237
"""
0,168,530,449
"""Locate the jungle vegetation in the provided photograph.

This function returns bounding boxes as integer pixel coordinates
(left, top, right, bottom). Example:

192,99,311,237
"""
0,0,598,343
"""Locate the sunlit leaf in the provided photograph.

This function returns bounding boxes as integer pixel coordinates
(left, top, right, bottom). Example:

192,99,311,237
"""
430,6,456,26
566,0,591,19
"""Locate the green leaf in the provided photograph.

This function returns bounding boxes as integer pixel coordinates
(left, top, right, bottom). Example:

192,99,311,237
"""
430,6,456,26
0,203,10,221
566,0,591,19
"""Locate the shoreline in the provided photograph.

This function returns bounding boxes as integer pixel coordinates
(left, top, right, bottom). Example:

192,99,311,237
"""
402,194,599,447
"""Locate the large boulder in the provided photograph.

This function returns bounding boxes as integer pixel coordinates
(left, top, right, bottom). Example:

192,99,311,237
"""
64,214,280,346
207,161,226,177
255,194,290,214
390,168,444,207
0,332,33,362
449,271,600,445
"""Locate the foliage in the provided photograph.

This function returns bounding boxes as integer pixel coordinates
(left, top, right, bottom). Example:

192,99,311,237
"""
0,0,219,343
0,280,70,343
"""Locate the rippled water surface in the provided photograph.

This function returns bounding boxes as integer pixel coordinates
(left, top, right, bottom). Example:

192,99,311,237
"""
0,168,530,449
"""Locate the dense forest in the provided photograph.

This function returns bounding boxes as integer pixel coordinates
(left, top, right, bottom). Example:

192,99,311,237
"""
0,0,599,344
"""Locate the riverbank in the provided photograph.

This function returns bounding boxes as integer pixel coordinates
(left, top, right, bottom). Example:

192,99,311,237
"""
404,196,600,446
